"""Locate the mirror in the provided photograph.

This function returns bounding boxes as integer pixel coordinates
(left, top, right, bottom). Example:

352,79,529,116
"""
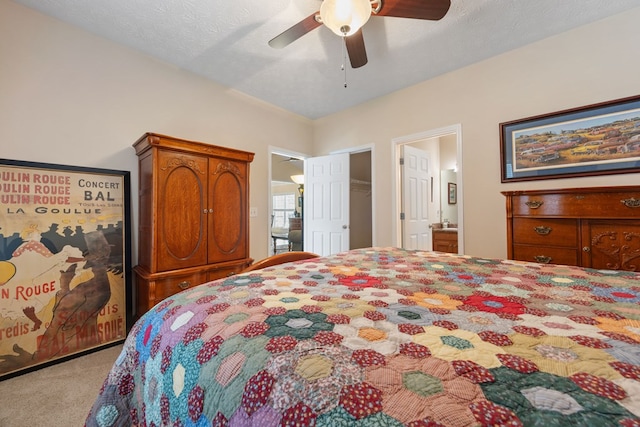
440,169,457,226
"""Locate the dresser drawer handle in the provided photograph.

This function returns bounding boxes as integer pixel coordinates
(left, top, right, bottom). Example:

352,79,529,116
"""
177,280,191,290
621,197,640,208
534,226,552,235
525,201,544,209
534,255,552,264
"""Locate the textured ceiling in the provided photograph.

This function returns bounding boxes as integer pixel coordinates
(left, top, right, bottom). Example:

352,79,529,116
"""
12,0,640,119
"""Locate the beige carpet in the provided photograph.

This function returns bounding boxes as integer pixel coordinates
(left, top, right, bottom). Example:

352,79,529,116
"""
0,343,123,427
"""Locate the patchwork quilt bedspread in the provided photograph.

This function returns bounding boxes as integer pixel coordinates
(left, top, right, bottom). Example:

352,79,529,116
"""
86,247,640,426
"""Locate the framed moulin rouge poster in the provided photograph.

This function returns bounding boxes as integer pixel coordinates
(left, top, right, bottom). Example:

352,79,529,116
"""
0,158,132,379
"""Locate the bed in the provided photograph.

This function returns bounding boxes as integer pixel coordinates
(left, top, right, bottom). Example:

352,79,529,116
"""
86,247,640,426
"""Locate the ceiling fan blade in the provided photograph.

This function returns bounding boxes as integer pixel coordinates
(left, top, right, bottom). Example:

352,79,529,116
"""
376,0,451,20
268,13,322,49
345,29,368,68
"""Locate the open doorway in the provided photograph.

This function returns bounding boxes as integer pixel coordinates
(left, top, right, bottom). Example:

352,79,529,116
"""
392,124,463,254
349,151,373,250
269,150,305,256
269,146,374,257
304,147,374,256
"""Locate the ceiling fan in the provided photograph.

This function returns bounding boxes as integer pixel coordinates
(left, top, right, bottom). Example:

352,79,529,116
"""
280,156,303,162
268,0,451,68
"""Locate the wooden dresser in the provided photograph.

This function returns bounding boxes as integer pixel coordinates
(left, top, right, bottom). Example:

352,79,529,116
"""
133,133,254,317
502,186,640,271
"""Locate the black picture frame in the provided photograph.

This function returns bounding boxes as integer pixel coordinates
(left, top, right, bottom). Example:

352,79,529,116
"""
500,94,640,182
0,158,132,379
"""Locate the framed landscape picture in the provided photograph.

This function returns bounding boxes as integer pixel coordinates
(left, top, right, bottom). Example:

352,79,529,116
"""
0,159,132,379
500,94,640,182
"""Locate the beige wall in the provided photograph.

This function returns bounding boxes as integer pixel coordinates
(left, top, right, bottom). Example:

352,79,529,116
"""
2,1,640,262
314,7,640,258
0,0,313,262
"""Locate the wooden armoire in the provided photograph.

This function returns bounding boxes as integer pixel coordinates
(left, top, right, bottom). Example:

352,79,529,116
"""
133,133,254,317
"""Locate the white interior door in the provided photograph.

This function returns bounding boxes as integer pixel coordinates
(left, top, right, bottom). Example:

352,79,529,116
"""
305,153,350,256
402,145,432,250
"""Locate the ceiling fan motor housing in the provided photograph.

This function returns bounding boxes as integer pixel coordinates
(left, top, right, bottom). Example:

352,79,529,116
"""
320,0,373,37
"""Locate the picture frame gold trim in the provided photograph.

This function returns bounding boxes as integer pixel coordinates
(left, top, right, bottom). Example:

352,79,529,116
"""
500,94,640,182
0,159,132,379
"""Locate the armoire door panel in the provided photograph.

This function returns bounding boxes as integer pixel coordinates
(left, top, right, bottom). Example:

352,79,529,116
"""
157,151,208,271
209,160,247,261
136,152,154,269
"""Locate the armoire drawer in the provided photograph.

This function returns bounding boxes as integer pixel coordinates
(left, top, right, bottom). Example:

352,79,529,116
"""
512,218,578,247
151,263,247,302
207,264,249,281
134,259,252,318
512,245,579,266
154,271,210,302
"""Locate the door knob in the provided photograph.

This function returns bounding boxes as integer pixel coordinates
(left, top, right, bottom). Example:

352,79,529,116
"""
342,225,348,229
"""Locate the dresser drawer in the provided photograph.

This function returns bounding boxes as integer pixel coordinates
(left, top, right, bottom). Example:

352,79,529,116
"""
512,218,578,247
513,245,579,266
511,191,640,218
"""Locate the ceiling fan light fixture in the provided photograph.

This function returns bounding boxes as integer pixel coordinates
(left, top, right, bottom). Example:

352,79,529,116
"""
320,0,372,37
291,174,305,185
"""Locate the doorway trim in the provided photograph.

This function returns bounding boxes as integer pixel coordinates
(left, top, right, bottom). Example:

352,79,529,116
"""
391,124,463,253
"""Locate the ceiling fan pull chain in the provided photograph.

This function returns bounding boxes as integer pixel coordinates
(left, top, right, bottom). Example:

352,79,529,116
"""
342,36,348,88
